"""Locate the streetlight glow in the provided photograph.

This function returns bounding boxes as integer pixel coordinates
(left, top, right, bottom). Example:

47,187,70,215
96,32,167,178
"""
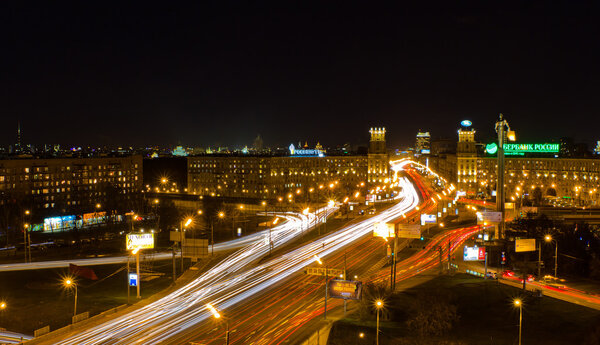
206,303,221,319
314,255,322,265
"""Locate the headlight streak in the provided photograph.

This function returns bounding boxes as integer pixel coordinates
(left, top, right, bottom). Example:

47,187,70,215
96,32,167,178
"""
57,167,422,344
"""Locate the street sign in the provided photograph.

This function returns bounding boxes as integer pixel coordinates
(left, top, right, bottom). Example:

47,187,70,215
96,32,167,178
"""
328,280,363,300
515,238,536,252
397,224,421,239
464,246,485,261
182,239,209,259
170,231,183,242
129,273,138,286
420,214,436,225
305,267,345,278
476,211,502,224
126,233,154,250
373,222,395,238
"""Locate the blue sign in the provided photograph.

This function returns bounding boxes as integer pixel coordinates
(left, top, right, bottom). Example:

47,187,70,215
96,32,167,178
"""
129,273,138,287
289,143,324,157
461,120,472,127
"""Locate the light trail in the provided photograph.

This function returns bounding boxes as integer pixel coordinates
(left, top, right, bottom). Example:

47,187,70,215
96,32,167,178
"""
51,164,423,345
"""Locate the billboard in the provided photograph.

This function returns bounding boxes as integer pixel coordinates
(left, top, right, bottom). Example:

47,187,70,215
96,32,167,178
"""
126,233,155,250
182,239,209,260
485,142,560,156
420,214,436,226
328,280,362,300
463,246,486,261
397,224,421,239
476,211,502,224
515,238,536,252
373,222,395,238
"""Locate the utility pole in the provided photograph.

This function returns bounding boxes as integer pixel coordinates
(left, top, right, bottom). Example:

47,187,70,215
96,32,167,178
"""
324,267,328,320
495,113,514,239
172,244,176,283
391,228,398,290
537,241,542,278
135,250,141,299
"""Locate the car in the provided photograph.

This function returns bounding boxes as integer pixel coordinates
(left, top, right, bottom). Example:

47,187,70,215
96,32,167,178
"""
485,272,497,279
358,209,365,215
368,209,376,215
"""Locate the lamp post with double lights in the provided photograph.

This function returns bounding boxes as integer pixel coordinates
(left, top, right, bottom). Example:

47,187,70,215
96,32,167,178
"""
545,235,558,277
206,303,229,345
314,254,329,320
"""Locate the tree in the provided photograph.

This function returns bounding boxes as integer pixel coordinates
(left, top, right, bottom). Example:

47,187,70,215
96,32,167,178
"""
405,289,459,337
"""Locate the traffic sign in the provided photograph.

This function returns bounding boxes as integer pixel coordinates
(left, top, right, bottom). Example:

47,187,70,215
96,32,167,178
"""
129,273,138,287
305,267,345,278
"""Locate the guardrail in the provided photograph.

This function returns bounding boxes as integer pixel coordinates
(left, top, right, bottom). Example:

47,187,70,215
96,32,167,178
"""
24,304,128,344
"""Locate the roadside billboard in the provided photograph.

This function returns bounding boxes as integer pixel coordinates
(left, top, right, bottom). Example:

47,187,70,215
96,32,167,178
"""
476,211,502,224
397,224,421,239
463,246,486,261
515,238,536,252
126,233,155,250
420,214,436,226
328,280,362,300
373,222,395,238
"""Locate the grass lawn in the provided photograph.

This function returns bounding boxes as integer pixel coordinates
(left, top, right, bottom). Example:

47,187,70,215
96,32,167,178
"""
328,274,600,345
0,259,176,335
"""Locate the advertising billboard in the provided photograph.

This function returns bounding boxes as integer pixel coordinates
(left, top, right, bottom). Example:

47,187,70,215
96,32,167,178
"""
476,211,502,224
126,233,155,250
515,238,536,252
328,280,363,300
373,222,395,238
397,224,421,239
463,246,486,261
485,142,560,156
420,214,436,226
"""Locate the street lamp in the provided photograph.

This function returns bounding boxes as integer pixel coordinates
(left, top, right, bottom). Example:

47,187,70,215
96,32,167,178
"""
375,299,384,345
180,217,193,273
514,299,523,345
206,303,229,345
64,278,78,317
545,235,558,277
315,255,328,320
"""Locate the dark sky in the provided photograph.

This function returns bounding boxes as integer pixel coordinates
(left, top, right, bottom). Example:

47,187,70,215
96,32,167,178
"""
1,2,599,149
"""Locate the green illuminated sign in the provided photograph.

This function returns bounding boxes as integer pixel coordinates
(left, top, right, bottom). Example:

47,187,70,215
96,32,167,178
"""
486,143,498,155
485,143,559,156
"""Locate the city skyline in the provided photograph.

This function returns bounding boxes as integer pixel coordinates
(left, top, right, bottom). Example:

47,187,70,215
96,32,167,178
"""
2,2,599,148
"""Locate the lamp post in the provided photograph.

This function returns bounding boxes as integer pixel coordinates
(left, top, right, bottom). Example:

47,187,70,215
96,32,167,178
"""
64,278,78,317
514,299,523,345
545,235,558,277
212,211,225,256
315,255,328,320
23,210,30,263
207,303,229,345
495,113,516,239
180,217,193,274
375,299,383,345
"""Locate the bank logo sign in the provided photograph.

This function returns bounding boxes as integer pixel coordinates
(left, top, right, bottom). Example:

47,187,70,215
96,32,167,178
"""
289,143,325,157
485,143,559,156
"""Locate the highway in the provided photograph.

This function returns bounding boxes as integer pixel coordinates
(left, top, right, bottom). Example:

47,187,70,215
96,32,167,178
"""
0,210,333,272
29,167,421,344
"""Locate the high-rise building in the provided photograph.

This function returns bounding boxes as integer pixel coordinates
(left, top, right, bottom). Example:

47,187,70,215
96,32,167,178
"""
457,122,477,194
415,131,431,154
368,127,389,184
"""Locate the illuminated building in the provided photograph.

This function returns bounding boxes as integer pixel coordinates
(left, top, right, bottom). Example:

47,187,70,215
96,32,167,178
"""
0,156,143,212
368,127,389,184
415,131,431,155
429,120,600,206
187,128,389,199
456,121,478,194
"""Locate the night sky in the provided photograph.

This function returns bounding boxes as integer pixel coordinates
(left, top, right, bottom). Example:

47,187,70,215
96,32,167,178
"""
2,2,599,149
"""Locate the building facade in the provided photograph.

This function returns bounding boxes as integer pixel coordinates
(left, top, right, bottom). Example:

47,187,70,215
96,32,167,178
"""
0,156,143,213
429,121,600,206
188,128,390,200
